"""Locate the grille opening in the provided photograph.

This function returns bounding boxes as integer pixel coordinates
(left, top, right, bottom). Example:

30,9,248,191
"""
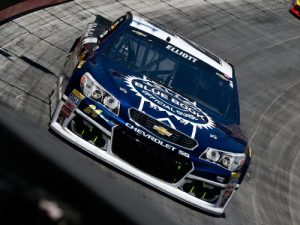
130,108,197,149
112,126,193,183
68,116,107,148
180,178,221,204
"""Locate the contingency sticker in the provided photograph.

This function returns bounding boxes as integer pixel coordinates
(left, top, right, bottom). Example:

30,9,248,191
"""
68,89,85,107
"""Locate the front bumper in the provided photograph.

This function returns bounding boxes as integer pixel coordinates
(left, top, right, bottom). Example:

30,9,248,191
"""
50,96,238,215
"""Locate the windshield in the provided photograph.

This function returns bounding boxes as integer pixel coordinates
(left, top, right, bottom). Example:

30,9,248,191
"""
100,26,238,123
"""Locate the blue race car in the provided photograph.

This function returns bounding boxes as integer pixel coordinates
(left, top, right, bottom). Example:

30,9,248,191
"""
49,12,251,215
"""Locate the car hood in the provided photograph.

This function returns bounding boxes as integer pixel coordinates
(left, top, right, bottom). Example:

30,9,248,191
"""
88,56,247,154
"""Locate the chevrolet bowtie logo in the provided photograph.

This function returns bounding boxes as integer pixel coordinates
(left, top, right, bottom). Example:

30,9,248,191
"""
153,125,172,137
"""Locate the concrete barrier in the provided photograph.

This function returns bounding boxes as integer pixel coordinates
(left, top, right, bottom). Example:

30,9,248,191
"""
0,0,71,23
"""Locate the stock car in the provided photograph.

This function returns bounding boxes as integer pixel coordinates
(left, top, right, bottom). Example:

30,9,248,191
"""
49,12,251,215
290,0,300,17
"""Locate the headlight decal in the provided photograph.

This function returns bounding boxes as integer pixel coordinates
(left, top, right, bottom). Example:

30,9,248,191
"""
200,147,245,171
80,72,120,115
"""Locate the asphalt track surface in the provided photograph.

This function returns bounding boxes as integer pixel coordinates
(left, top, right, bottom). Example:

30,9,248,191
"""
0,0,300,224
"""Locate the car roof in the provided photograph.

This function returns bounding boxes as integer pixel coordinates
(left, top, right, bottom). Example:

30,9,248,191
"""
130,14,233,78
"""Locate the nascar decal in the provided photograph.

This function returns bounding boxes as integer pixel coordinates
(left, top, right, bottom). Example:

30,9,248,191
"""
125,76,215,138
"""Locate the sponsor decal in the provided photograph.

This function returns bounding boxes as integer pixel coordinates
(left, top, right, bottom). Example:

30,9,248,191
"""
65,100,75,111
166,44,198,63
126,123,176,151
125,76,215,138
68,89,85,108
69,93,81,106
72,89,85,100
60,105,72,118
178,150,190,158
99,15,125,41
83,104,102,118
